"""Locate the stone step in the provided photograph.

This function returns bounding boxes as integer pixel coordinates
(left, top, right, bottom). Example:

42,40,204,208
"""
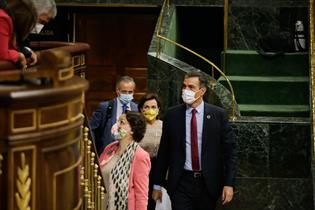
218,76,309,105
238,104,310,117
222,50,308,76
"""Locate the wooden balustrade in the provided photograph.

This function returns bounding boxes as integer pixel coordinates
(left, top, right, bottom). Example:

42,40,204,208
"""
0,42,105,210
80,122,106,210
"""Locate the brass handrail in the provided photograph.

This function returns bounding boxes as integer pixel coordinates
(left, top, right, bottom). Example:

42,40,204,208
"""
224,0,229,51
155,0,237,120
309,0,315,156
81,114,106,210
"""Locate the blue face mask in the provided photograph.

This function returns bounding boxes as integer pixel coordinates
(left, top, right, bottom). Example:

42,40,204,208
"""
119,93,133,105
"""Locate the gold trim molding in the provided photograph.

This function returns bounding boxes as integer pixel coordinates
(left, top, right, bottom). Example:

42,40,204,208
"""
0,154,3,175
38,103,69,129
69,99,83,122
73,198,82,210
10,96,83,133
81,55,85,66
223,0,228,50
72,54,86,69
9,146,36,210
72,55,81,68
53,157,82,210
15,153,31,210
11,109,36,133
59,67,74,81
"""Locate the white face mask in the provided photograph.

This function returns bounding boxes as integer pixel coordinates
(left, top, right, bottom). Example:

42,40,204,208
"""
31,23,44,34
110,123,127,140
182,89,197,105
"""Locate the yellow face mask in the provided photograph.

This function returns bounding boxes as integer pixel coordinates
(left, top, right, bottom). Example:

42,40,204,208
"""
143,109,159,122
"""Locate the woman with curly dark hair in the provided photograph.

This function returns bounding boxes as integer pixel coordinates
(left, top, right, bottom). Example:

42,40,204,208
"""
99,111,151,210
0,0,37,68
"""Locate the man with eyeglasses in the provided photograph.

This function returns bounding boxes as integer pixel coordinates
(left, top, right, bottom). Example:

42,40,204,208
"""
90,76,138,155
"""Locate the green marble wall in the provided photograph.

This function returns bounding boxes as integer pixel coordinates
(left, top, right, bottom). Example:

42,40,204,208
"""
221,117,312,210
147,1,313,209
162,8,178,57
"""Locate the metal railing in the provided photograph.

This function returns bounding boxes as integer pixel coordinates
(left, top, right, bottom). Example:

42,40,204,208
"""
155,0,237,120
80,114,106,210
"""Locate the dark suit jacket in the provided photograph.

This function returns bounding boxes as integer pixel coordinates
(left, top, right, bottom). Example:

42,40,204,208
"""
153,102,236,199
90,98,138,155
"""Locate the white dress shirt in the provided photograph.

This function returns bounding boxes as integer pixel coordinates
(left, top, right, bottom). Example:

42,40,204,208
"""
184,100,204,171
153,101,205,191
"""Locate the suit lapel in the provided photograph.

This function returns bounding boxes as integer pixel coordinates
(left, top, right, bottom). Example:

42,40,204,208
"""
202,103,212,156
111,98,118,125
130,102,138,111
178,104,186,153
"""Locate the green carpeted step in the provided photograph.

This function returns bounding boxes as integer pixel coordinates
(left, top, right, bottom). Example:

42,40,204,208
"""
239,104,310,117
222,50,308,76
218,76,309,105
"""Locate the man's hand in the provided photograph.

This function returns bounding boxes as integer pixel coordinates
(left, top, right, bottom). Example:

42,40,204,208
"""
152,189,162,202
27,50,37,66
221,186,234,205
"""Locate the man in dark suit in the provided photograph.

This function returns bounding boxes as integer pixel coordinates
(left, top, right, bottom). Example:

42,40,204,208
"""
90,76,138,155
152,70,236,210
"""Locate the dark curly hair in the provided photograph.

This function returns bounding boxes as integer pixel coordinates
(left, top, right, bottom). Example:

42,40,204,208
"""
137,93,161,119
125,111,146,142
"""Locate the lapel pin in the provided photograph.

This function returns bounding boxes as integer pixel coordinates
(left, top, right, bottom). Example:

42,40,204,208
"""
206,115,211,119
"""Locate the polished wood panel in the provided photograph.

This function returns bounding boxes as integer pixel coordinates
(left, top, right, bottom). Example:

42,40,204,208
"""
73,7,160,117
0,42,90,81
0,60,88,210
0,79,88,210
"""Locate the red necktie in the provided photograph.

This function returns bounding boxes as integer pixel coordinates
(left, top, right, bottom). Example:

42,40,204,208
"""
191,109,200,171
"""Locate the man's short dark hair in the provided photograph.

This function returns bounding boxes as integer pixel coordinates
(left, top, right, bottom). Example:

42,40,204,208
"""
125,111,146,142
184,70,207,89
116,76,135,89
